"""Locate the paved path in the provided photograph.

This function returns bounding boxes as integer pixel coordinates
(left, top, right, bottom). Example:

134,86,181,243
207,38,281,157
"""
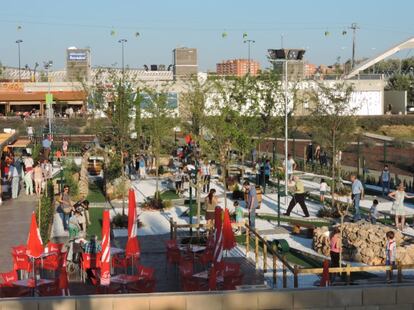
0,193,37,273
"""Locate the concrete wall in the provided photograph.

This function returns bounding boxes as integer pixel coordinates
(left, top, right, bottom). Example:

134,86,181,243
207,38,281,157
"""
2,285,414,310
384,90,407,115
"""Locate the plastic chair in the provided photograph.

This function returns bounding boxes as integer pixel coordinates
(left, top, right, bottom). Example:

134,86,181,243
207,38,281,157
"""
11,245,27,255
222,274,243,290
182,277,209,292
38,279,60,296
165,239,178,250
0,285,31,297
12,253,32,274
0,270,18,286
166,247,181,267
136,265,155,280
195,249,213,269
46,242,63,253
112,254,128,270
220,262,241,277
179,259,194,283
81,253,102,283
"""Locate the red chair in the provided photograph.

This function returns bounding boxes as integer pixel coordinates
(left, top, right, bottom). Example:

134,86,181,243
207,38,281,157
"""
95,283,122,294
12,245,27,255
12,253,32,273
0,270,18,286
220,262,241,277
165,239,178,249
136,265,155,280
179,260,194,288
81,253,102,283
166,247,181,267
223,274,243,290
127,279,155,293
112,254,128,270
195,249,213,269
46,242,63,253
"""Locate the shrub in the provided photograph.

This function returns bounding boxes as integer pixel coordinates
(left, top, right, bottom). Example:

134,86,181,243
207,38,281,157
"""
36,181,54,243
106,156,122,182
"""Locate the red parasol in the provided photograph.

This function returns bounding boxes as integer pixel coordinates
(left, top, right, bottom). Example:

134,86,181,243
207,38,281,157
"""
100,210,111,286
320,259,330,287
126,189,140,258
222,208,236,250
26,212,43,258
209,206,223,290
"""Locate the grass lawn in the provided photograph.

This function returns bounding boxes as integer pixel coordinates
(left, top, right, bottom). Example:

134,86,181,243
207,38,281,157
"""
160,190,180,200
87,207,105,239
86,179,106,203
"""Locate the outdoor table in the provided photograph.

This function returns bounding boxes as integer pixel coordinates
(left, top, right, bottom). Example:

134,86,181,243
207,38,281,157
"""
13,278,54,296
111,274,137,293
110,247,125,255
192,270,223,282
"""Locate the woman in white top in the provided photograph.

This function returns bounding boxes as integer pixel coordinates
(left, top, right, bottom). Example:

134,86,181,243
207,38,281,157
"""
389,184,414,231
320,178,328,203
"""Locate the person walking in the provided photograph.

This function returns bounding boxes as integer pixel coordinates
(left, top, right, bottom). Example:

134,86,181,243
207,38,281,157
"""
283,154,296,181
380,165,391,196
23,169,34,195
8,163,20,199
385,231,397,282
320,178,328,203
369,199,379,224
201,159,211,193
139,156,146,179
329,227,341,281
350,174,364,222
58,185,73,231
283,176,310,217
33,163,43,196
264,159,271,186
389,184,414,231
204,189,218,227
243,181,257,230
62,138,69,157
23,154,34,173
42,135,52,159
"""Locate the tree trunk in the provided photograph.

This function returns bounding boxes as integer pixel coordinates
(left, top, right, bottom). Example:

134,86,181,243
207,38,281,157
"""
121,149,126,216
155,146,159,199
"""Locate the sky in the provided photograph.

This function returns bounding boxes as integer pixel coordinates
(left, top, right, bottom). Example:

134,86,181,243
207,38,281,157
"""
0,0,413,72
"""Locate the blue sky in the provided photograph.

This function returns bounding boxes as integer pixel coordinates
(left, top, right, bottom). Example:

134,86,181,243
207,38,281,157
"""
0,0,413,71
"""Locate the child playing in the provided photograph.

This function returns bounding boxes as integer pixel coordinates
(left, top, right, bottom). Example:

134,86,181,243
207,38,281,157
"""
369,199,379,224
234,201,244,235
320,178,328,203
385,230,396,282
55,149,62,162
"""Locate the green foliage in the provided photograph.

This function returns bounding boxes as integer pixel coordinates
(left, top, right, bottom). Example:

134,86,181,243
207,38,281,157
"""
111,213,128,228
386,73,414,104
36,181,54,243
63,169,79,199
105,154,122,182
32,143,42,163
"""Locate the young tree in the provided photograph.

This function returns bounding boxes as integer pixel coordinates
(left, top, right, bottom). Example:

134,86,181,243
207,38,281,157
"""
141,86,175,197
308,82,358,207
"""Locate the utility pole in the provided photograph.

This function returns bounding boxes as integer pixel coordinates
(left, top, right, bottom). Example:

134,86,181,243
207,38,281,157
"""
349,23,359,69
243,39,255,75
16,40,23,82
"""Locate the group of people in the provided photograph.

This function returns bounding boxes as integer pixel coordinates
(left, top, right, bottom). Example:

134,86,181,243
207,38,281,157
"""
1,149,53,199
57,184,91,238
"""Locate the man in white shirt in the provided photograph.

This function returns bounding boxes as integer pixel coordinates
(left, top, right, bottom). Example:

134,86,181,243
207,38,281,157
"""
8,163,20,199
283,154,296,181
351,174,364,221
201,160,211,193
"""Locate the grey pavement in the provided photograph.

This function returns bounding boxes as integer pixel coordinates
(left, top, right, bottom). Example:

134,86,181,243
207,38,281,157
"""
0,192,37,273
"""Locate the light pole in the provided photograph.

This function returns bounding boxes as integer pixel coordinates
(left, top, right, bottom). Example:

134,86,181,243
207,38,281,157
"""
16,40,23,82
349,22,359,69
243,39,255,75
44,61,53,136
268,48,305,222
118,39,127,75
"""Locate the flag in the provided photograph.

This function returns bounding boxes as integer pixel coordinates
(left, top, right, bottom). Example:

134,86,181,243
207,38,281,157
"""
100,210,111,286
126,189,140,257
222,208,236,250
26,212,43,258
243,32,248,39
209,206,223,290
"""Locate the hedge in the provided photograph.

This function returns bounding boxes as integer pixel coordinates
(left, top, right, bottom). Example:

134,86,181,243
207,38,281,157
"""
35,180,55,244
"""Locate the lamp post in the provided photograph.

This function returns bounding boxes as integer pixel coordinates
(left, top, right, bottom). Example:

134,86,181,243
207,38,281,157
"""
16,40,23,82
118,39,127,75
44,61,53,136
268,48,305,222
243,39,255,75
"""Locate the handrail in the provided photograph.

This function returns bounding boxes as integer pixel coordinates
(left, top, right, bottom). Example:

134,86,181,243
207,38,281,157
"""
244,223,295,273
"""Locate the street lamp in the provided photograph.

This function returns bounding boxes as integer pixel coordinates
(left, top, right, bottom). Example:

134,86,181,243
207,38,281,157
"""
243,39,255,75
16,40,23,82
44,60,53,136
268,48,305,225
118,39,127,75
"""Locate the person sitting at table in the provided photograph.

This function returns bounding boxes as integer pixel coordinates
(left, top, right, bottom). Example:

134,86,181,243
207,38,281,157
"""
82,235,102,254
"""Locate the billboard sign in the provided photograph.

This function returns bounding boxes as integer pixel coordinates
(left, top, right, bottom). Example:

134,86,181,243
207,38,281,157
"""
68,52,87,61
